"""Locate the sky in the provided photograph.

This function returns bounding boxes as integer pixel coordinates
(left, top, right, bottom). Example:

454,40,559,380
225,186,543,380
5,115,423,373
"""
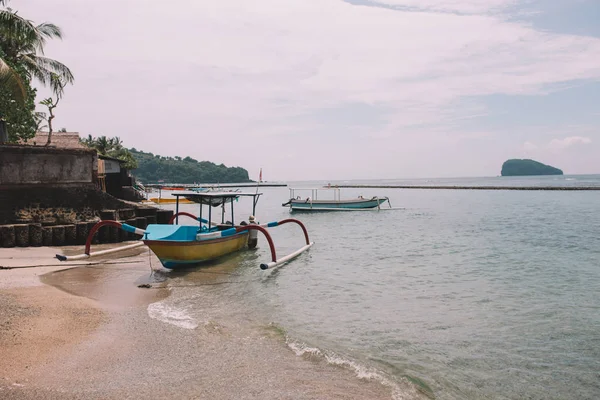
17,0,600,180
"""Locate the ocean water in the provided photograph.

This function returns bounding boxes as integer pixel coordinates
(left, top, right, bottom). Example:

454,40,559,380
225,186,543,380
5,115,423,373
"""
147,175,600,399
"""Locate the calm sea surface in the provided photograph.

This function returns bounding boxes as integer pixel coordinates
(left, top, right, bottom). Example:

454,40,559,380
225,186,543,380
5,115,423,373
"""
149,175,600,399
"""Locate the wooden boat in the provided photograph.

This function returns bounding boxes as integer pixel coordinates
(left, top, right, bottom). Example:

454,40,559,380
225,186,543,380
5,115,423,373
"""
57,191,313,270
283,187,390,212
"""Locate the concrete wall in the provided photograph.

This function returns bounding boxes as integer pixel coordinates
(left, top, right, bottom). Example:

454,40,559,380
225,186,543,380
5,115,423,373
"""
0,145,95,185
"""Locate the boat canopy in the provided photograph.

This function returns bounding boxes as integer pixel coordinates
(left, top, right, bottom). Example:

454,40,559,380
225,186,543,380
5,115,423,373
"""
288,187,341,201
173,191,262,207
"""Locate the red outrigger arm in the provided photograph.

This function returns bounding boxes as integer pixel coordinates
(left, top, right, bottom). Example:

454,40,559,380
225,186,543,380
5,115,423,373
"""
55,220,147,261
168,212,201,225
236,218,313,269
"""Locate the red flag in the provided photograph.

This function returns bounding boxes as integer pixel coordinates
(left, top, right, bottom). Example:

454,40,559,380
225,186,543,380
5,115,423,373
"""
259,168,262,182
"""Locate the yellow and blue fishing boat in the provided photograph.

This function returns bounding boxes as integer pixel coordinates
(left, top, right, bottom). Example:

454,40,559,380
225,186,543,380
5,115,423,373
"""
57,191,313,270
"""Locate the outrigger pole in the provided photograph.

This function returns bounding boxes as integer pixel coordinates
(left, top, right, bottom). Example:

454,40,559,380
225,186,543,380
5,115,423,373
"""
55,220,147,261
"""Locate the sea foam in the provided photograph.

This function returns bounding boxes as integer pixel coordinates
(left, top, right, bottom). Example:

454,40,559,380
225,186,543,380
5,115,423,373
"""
147,301,199,330
286,338,423,400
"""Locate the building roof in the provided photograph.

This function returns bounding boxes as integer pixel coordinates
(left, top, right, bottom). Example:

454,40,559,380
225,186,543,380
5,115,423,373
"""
98,154,126,164
27,132,86,149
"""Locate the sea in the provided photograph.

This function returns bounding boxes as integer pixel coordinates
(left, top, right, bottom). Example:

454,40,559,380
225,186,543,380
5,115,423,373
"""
146,175,600,400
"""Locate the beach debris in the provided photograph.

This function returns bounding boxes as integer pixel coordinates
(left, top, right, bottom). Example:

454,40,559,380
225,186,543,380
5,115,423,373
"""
138,283,152,289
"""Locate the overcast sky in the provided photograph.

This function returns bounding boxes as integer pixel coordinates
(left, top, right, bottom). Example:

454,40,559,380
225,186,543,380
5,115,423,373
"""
19,0,600,180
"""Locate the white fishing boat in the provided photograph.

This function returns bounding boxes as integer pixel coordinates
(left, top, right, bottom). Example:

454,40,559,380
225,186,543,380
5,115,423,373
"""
282,187,391,212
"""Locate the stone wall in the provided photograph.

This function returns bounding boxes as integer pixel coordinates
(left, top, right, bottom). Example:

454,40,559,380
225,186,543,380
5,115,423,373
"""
0,145,95,185
0,145,162,248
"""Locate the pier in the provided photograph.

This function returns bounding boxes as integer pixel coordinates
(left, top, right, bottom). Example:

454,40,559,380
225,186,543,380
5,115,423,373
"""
335,185,600,191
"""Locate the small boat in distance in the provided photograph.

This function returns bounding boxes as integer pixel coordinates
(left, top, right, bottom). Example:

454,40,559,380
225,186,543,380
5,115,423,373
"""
282,187,391,212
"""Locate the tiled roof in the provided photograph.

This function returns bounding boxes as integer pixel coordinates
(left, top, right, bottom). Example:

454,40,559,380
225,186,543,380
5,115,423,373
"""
26,132,86,149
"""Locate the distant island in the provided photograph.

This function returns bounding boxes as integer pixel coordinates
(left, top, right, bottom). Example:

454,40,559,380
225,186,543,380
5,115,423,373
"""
501,159,563,176
129,148,251,184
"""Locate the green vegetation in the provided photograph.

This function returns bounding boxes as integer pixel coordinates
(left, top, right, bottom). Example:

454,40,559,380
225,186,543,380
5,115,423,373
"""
129,148,251,184
501,159,563,176
0,0,73,143
80,137,251,183
80,135,138,170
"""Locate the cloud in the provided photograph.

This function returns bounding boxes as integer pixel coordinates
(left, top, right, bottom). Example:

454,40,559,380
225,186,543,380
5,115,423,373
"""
21,0,600,179
365,0,518,14
548,136,592,150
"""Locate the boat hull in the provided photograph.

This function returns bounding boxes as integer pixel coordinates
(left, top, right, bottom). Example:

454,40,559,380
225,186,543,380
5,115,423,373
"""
288,197,388,211
144,232,249,268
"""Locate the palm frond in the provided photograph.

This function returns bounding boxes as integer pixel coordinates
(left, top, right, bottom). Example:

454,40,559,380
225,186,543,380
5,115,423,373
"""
34,55,73,84
36,23,62,40
17,53,73,96
31,23,63,53
0,10,39,46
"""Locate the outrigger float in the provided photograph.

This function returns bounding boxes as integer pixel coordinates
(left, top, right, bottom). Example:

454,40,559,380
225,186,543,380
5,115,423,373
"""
56,192,313,270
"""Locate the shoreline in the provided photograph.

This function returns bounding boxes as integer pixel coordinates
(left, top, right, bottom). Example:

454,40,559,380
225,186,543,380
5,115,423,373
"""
0,246,411,399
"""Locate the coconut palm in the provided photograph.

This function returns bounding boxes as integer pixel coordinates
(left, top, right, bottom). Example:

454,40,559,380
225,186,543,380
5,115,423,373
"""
0,8,74,98
94,136,111,155
1,2,73,143
110,136,123,150
0,1,29,105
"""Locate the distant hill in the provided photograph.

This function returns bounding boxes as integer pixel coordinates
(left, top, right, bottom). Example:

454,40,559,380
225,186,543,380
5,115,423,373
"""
501,159,563,176
129,149,251,184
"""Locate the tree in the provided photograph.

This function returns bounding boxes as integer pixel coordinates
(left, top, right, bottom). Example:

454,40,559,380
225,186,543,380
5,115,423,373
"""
0,60,37,142
110,136,123,148
129,148,251,184
39,97,57,145
34,110,46,131
93,136,111,154
39,74,65,145
0,3,28,104
79,135,139,170
0,8,73,95
0,2,73,143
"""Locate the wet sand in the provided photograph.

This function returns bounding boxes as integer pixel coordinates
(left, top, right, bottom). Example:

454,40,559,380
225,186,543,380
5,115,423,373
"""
0,245,404,399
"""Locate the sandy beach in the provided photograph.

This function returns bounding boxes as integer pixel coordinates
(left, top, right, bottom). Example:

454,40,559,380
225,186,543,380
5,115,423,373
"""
0,245,402,400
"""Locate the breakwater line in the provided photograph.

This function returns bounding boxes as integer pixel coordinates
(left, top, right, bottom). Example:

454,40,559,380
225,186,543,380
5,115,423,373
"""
334,185,600,191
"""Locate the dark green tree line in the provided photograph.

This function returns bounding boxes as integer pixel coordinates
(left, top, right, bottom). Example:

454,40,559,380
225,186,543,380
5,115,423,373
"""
129,149,251,184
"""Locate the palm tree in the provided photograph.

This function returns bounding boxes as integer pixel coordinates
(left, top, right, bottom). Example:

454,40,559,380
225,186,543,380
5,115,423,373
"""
94,136,111,155
110,136,123,150
80,134,94,147
1,1,73,143
0,8,74,98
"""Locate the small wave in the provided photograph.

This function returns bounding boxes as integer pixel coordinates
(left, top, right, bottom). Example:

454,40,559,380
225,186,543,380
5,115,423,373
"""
147,301,199,329
286,338,425,400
